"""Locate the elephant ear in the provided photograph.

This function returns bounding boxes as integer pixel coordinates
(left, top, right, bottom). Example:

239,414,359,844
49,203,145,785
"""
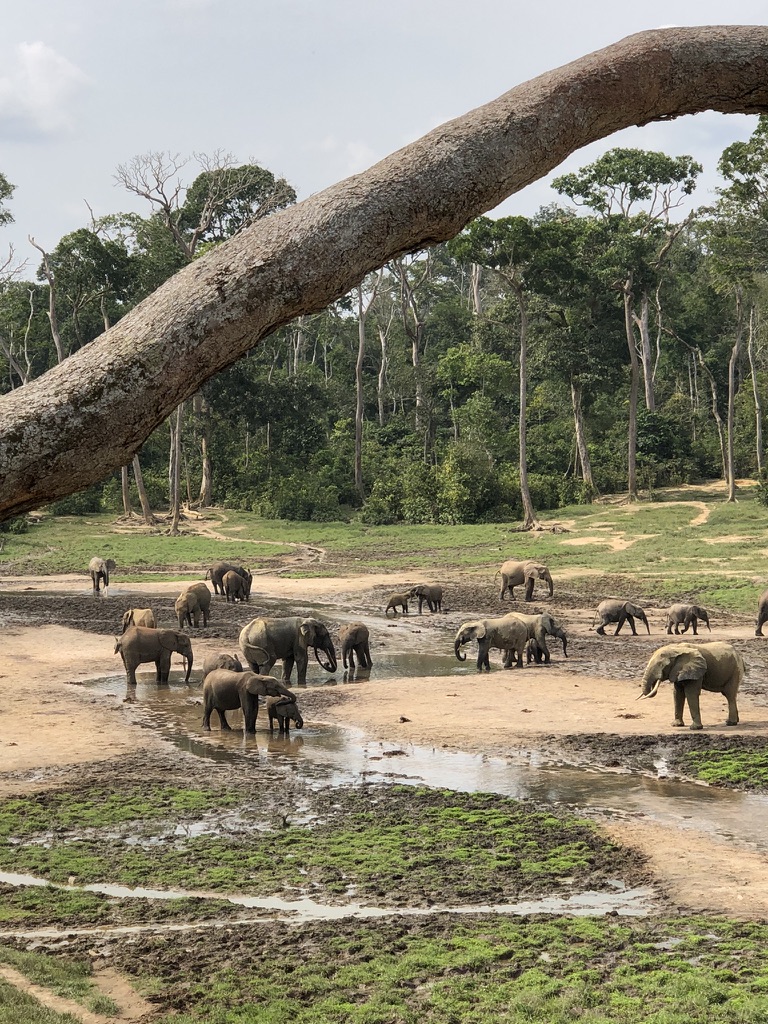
667,650,708,684
472,621,487,639
158,631,186,652
299,619,318,642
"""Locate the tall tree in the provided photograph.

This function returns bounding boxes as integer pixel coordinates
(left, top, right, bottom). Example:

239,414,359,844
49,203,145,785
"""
3,25,768,518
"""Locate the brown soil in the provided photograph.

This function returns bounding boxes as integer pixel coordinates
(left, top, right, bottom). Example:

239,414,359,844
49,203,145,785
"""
1,564,768,923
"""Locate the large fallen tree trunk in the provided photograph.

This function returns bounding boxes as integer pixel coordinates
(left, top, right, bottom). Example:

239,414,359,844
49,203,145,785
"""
3,26,768,520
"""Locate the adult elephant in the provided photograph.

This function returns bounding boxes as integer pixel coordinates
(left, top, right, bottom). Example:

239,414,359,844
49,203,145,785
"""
239,616,337,686
202,669,295,733
497,560,553,602
206,562,251,597
410,584,443,614
121,607,156,633
454,614,528,671
665,602,710,636
223,570,251,603
637,641,743,729
89,557,116,596
593,599,650,636
175,582,212,628
501,611,568,665
755,589,768,636
116,626,193,686
338,623,372,670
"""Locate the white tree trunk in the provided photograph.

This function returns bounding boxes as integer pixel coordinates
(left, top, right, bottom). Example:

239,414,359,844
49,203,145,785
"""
726,291,744,502
3,27,768,518
624,280,639,501
747,305,763,476
634,291,656,412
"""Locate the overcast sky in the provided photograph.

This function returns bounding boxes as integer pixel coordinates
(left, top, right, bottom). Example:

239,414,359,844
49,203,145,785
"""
1,1,767,261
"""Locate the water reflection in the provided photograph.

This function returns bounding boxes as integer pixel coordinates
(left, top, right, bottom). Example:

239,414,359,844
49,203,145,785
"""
86,671,768,853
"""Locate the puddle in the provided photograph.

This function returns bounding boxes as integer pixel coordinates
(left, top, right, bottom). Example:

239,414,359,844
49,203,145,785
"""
86,671,768,853
0,870,655,923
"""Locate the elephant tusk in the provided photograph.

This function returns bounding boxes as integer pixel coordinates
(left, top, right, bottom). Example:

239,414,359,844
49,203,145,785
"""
636,679,661,700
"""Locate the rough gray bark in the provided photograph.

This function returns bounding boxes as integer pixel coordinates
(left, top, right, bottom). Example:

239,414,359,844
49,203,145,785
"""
3,27,768,519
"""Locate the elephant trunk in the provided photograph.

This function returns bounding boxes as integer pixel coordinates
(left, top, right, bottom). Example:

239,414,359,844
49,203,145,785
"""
640,612,651,634
455,636,467,662
547,575,554,597
637,677,661,701
314,642,337,673
183,650,193,683
555,630,568,657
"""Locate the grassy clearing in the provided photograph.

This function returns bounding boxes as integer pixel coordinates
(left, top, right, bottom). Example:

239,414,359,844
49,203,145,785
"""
0,786,634,906
96,913,768,1023
0,946,119,1017
1,487,766,611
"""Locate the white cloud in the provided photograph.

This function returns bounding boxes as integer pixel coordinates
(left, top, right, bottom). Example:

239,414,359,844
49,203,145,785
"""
0,42,89,139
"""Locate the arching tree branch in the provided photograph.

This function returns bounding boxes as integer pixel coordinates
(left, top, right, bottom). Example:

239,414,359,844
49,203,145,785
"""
3,26,768,519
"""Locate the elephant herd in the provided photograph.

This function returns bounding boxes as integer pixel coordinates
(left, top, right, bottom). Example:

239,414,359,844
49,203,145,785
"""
95,551,761,735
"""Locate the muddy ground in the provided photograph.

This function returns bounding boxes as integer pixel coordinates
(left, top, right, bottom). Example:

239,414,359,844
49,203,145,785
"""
2,562,768,1022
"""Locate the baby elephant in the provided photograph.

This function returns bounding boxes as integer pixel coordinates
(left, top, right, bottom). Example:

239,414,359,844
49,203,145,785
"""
265,695,304,732
385,592,410,616
202,652,243,680
339,623,372,670
665,603,710,636
593,599,650,636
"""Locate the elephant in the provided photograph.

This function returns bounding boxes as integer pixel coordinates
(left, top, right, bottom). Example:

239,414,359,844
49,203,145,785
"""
665,602,711,636
239,616,338,685
593,599,650,636
223,570,251,603
497,560,554,602
121,607,156,633
202,652,243,680
501,611,568,666
339,622,372,670
410,584,443,614
116,626,193,686
202,669,295,733
385,592,409,616
206,562,251,597
755,589,768,636
637,641,743,729
454,614,528,671
175,582,212,628
265,695,305,732
89,557,116,596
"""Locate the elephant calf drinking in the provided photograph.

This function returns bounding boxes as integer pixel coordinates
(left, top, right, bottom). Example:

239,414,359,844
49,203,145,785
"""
202,670,296,733
265,695,304,732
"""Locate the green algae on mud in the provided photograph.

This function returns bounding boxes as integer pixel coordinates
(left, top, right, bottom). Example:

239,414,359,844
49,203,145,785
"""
0,782,644,909
679,747,768,789
41,913,768,1024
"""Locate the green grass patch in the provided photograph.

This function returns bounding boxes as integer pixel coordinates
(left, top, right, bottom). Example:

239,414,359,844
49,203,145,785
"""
0,945,119,1017
0,785,237,839
102,913,768,1023
680,748,768,788
0,787,632,905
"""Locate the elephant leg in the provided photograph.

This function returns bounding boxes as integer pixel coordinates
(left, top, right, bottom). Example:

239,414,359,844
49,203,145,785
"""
672,683,686,726
158,652,172,684
348,646,356,669
684,683,704,730
216,708,232,731
724,685,740,726
361,643,372,668
477,642,489,672
294,650,308,685
282,654,296,683
342,646,349,669
202,702,213,730
125,659,138,687
613,615,625,636
595,622,606,636
673,623,681,634
241,694,258,734
690,621,698,636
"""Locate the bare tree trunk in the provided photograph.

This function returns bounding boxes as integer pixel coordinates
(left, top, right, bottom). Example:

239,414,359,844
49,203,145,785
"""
571,379,596,492
470,263,483,316
355,290,366,501
28,238,65,363
194,393,212,507
377,324,388,427
633,291,656,412
747,305,763,476
170,404,183,535
726,290,744,502
516,288,540,529
694,348,728,480
132,454,156,526
121,466,133,517
623,279,639,501
4,27,768,518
